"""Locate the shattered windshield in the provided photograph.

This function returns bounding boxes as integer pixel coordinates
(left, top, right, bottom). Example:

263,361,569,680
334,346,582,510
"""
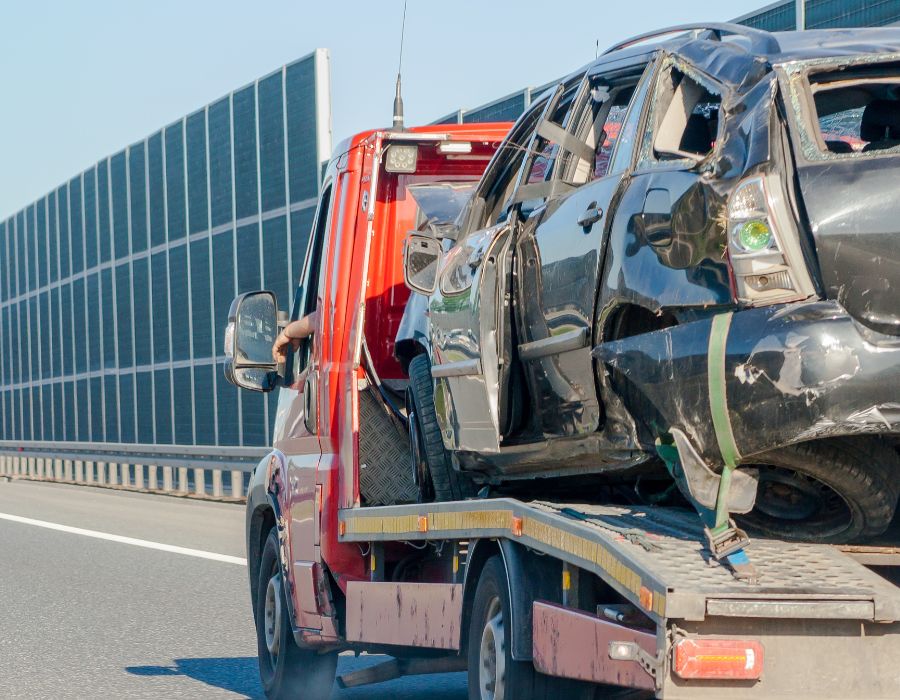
408,182,477,227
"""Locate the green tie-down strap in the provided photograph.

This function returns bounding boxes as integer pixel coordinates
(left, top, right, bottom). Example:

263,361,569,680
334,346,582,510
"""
707,311,742,529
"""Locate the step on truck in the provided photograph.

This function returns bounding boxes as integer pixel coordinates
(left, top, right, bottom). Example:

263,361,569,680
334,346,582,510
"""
224,120,900,697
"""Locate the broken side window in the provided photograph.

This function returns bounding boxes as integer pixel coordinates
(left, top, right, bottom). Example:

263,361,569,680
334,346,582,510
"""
808,67,900,155
555,62,651,186
779,55,900,162
638,59,723,167
522,82,582,186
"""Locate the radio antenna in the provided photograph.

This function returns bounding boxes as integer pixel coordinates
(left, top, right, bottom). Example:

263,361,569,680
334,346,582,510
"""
392,0,408,131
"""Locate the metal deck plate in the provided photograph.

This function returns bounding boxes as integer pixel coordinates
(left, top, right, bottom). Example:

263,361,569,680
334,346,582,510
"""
338,497,900,623
531,501,900,622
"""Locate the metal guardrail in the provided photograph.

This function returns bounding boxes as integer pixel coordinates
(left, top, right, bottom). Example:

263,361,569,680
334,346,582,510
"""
0,440,268,500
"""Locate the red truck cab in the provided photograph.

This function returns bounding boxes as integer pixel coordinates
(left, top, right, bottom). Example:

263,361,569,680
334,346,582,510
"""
224,123,510,697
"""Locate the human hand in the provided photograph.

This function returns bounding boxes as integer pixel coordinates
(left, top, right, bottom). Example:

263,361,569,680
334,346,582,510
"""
272,330,301,363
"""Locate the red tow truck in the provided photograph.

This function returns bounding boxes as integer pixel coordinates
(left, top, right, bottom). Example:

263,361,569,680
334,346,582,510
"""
224,120,900,699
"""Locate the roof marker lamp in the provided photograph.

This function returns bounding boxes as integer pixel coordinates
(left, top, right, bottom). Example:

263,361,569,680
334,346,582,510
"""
437,140,473,155
385,144,418,173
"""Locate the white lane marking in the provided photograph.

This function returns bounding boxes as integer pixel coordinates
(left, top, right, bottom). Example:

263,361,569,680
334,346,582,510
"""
0,512,247,566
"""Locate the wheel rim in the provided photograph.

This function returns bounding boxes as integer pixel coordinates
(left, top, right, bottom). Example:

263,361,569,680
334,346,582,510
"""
746,464,853,537
263,571,283,660
478,598,506,700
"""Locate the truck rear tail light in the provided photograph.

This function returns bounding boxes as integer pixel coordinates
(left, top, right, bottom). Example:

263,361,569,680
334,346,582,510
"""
726,175,815,305
673,638,764,680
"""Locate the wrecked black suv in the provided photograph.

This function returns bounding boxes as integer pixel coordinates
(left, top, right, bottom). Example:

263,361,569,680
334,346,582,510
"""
401,24,900,543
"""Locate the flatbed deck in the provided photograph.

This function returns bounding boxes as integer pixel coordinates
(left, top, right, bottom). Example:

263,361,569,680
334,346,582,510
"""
340,498,900,624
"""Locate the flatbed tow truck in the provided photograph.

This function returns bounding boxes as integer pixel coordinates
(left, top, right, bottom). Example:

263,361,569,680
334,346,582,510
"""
339,498,900,698
225,117,900,699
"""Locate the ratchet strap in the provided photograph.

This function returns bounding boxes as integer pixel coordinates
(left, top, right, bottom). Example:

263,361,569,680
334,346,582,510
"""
706,312,756,583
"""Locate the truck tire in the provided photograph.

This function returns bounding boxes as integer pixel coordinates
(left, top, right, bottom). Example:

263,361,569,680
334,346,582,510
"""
737,437,900,543
255,528,337,700
467,557,595,700
408,353,475,502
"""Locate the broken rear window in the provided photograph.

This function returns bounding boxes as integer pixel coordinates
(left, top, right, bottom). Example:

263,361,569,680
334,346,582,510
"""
782,57,900,160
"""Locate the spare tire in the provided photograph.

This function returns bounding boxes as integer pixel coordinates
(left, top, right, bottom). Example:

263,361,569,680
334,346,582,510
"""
736,437,899,543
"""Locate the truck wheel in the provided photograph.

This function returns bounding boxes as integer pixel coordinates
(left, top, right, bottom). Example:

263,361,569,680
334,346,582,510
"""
255,528,337,700
737,438,899,543
467,557,594,700
408,353,475,502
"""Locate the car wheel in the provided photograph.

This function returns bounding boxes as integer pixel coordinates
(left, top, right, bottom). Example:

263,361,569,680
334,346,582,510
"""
737,438,899,543
256,528,337,699
467,557,596,700
407,353,475,502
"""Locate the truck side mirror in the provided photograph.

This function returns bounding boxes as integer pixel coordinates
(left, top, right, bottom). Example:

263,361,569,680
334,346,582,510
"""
223,290,280,393
404,233,442,295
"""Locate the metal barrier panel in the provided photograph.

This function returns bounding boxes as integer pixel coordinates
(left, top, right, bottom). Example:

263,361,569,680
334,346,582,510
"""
0,441,264,502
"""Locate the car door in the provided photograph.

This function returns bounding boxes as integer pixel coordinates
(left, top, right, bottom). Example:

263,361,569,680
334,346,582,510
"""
597,54,734,323
513,58,655,439
428,96,552,454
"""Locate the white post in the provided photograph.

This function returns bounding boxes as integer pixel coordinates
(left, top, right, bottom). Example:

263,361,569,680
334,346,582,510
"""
193,468,205,496
177,467,189,493
212,469,224,498
231,470,244,498
796,0,805,30
162,466,173,492
134,465,144,490
148,465,159,490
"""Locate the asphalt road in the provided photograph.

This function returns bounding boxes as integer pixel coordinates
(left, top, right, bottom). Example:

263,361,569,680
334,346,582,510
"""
0,479,466,699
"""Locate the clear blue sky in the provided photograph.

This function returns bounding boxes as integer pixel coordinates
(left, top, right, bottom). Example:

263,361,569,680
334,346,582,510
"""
0,0,767,218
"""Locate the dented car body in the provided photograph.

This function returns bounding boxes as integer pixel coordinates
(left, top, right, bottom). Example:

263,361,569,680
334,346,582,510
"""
412,26,900,541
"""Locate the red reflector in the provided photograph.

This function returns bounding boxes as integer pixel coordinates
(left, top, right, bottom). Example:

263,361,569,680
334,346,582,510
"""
673,638,764,680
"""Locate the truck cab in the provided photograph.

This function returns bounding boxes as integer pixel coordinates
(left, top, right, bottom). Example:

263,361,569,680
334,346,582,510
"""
223,122,510,697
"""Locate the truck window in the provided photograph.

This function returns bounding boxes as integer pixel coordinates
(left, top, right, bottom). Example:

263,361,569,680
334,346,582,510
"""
285,182,332,382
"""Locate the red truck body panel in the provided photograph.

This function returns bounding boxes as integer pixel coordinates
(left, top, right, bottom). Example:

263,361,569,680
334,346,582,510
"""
268,123,511,637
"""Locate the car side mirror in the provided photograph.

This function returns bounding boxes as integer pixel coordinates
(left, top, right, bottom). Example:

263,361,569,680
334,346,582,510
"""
404,233,442,295
223,290,280,393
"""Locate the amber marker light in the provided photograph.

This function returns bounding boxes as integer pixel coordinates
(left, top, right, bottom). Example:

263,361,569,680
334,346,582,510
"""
673,638,764,680
511,516,524,536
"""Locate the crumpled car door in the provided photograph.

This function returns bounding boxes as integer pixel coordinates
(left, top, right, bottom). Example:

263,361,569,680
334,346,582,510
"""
428,221,513,454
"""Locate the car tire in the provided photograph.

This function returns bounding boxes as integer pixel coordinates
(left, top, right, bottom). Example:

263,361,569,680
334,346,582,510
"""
467,557,597,700
737,438,900,543
408,353,475,502
255,528,337,700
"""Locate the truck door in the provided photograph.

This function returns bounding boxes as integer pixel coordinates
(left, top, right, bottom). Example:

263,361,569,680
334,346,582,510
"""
275,177,334,629
513,60,653,438
428,100,549,453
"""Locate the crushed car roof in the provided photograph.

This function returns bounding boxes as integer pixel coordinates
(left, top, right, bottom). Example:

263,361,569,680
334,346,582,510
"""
579,25,900,92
